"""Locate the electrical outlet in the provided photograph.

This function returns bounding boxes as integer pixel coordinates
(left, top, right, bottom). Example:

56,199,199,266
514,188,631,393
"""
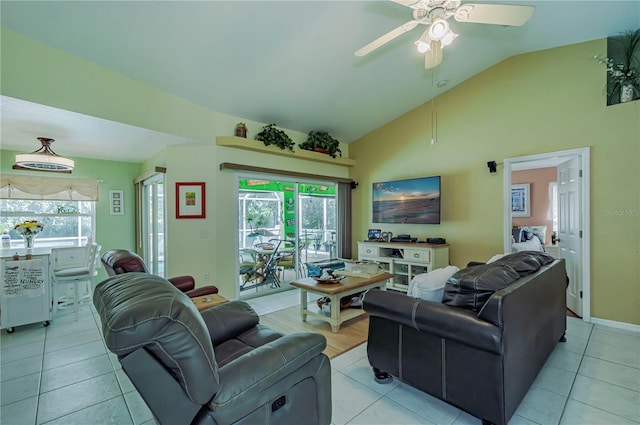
204,273,210,282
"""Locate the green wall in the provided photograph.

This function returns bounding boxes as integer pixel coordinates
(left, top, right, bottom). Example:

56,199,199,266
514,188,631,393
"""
350,39,640,325
0,150,141,283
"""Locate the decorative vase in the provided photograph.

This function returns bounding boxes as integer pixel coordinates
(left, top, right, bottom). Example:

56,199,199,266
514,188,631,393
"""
23,235,35,250
235,122,247,138
621,84,634,103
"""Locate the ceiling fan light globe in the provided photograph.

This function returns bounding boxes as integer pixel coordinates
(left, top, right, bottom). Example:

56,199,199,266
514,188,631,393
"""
440,30,458,47
416,40,431,53
428,18,449,41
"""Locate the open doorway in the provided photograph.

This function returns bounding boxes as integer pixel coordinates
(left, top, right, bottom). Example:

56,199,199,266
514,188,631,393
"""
503,148,591,321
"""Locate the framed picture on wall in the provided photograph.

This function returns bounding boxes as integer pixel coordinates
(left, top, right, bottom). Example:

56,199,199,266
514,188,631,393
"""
109,190,124,216
511,183,530,217
176,182,206,219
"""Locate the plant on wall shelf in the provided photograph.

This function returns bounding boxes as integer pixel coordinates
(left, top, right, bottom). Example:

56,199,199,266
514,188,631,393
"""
254,123,295,151
594,28,640,104
298,131,342,158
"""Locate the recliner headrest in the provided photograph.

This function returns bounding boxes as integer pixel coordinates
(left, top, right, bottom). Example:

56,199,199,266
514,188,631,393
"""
93,272,219,404
101,249,149,276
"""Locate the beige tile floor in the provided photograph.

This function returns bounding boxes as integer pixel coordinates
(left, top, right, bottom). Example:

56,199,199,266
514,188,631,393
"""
1,289,639,425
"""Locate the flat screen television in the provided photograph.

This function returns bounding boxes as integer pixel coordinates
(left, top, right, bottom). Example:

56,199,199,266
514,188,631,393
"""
372,176,441,224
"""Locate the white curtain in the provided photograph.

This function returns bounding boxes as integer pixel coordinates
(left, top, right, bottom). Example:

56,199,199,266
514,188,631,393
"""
0,174,99,201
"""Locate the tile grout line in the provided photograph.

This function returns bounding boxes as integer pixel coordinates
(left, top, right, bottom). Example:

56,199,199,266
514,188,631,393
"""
556,322,594,425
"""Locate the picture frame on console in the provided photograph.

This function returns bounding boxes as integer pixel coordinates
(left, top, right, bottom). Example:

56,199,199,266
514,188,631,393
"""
511,183,530,217
176,182,206,219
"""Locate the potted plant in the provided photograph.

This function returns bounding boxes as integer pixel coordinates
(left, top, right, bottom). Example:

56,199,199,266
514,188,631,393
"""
322,239,336,253
254,123,295,151
595,29,640,104
246,216,264,238
298,131,342,158
311,233,322,253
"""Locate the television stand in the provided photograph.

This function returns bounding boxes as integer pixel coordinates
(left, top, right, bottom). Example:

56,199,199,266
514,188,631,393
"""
357,241,450,292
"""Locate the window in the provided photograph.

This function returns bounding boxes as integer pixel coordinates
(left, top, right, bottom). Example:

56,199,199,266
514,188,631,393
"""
0,199,95,248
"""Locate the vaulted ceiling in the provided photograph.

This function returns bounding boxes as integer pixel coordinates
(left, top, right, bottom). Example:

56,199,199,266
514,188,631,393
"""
2,1,639,162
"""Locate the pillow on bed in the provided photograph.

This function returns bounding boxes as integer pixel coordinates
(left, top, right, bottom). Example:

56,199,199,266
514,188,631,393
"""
512,236,543,252
521,225,547,244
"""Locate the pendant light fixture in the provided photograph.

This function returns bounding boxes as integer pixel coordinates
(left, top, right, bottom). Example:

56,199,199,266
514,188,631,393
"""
14,137,75,173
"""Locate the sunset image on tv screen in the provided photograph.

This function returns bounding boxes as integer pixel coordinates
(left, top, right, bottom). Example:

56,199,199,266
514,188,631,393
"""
372,176,440,224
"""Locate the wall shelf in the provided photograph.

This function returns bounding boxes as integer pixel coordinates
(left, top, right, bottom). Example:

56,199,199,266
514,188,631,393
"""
216,136,356,167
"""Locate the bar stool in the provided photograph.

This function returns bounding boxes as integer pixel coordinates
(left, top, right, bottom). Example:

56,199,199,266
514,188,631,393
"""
53,243,101,320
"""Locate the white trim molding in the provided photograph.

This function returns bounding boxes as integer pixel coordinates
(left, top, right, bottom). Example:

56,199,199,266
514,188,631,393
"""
503,147,591,322
591,317,640,333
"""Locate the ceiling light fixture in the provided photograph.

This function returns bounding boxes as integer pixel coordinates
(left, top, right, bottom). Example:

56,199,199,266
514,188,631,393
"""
14,137,75,173
428,18,449,40
415,17,458,54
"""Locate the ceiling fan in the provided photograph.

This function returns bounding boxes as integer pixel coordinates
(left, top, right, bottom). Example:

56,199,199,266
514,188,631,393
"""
355,0,534,69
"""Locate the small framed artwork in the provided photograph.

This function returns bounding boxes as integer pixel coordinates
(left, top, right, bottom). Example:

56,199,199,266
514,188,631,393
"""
109,190,124,215
511,183,530,217
176,182,206,219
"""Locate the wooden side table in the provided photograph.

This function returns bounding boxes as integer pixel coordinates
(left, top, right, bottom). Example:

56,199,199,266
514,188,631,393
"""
191,294,228,311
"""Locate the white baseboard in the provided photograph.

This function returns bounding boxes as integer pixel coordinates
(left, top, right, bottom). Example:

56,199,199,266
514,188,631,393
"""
590,317,640,333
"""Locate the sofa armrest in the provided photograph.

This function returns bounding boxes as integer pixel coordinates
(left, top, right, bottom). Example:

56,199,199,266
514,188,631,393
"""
168,275,195,292
364,289,502,354
210,332,327,408
200,301,259,346
184,285,219,297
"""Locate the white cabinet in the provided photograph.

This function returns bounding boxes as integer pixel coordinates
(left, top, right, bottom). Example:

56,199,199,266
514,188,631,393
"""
1,248,52,332
52,246,88,271
357,241,449,292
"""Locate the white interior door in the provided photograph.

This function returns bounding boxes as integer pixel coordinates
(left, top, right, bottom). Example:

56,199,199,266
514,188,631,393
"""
558,157,582,316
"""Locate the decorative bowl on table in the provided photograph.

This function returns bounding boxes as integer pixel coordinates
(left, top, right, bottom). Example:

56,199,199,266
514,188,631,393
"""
313,269,344,284
313,275,344,284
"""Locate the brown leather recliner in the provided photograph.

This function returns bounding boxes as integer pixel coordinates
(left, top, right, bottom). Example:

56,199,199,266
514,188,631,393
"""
101,248,219,297
93,273,332,425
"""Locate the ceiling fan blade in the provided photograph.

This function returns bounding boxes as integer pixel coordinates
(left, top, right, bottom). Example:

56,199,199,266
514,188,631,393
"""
454,3,535,26
355,20,419,57
390,0,421,8
425,41,443,69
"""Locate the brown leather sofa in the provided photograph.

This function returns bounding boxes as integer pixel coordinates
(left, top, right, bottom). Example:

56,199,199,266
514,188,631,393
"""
364,252,567,425
93,272,332,425
101,248,219,297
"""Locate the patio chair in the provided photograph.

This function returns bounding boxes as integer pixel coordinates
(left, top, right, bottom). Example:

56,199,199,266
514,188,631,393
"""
239,248,263,290
275,241,307,280
240,240,282,291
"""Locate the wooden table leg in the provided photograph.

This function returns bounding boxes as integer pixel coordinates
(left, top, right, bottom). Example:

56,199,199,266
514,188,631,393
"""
300,288,307,322
329,293,340,333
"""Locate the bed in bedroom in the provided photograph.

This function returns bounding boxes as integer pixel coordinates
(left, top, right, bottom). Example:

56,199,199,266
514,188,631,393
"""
512,225,547,253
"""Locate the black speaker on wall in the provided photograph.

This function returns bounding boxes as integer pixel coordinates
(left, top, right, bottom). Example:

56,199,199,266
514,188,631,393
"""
487,161,497,173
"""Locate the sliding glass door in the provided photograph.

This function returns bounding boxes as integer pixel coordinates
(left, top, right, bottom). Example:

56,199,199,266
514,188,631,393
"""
237,176,336,299
141,174,166,277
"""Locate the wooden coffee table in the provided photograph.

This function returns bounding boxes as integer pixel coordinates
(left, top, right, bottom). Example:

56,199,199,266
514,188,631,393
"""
291,272,392,332
191,294,228,311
